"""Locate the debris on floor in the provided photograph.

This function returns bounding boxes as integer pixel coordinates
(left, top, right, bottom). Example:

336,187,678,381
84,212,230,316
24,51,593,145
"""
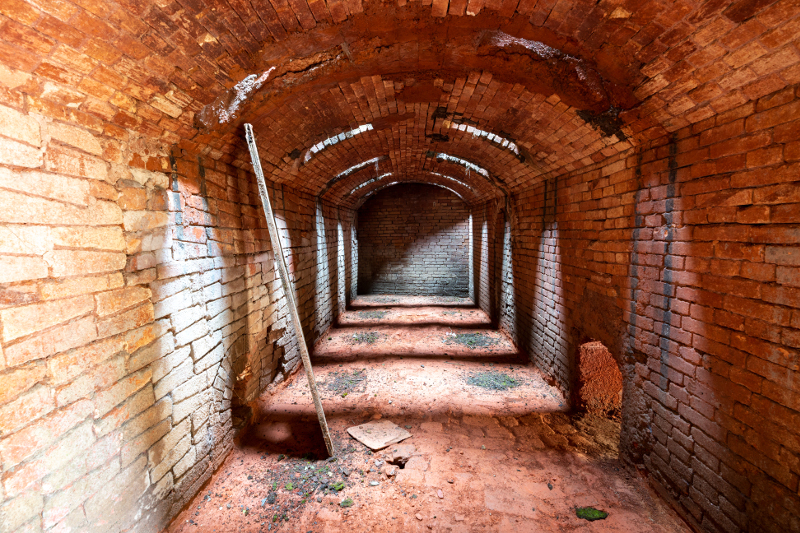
347,420,412,451
166,296,690,533
384,444,415,467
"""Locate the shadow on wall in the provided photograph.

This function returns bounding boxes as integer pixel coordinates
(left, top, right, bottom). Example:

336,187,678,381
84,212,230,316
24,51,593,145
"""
314,200,354,336
357,183,471,297
471,201,505,327
65,148,343,532
497,172,648,475
128,150,291,525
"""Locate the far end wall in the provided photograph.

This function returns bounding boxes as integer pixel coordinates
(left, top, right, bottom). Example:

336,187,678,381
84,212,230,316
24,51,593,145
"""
357,184,470,296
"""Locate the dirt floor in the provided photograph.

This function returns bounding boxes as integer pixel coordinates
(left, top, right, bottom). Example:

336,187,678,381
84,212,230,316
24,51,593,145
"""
166,296,690,533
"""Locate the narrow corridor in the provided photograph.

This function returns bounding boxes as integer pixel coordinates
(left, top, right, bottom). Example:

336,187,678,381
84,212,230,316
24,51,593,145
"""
167,297,688,532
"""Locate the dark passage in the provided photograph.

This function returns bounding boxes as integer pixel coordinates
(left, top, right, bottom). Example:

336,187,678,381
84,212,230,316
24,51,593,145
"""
357,184,470,297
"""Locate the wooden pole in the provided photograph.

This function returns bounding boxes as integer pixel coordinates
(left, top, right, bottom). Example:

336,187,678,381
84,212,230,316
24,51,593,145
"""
244,123,335,457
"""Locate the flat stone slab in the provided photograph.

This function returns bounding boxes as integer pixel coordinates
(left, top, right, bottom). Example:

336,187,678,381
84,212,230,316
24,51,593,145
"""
347,420,411,451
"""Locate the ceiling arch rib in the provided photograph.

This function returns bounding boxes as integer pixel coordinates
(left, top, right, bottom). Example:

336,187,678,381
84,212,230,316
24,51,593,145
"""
344,174,479,210
204,15,655,196
199,24,639,136
354,181,470,209
241,68,636,198
312,147,506,203
297,118,524,170
341,170,481,205
140,0,800,194
255,109,561,202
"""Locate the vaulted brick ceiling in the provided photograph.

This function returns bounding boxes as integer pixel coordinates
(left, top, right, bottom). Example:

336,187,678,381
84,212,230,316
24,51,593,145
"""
11,0,797,203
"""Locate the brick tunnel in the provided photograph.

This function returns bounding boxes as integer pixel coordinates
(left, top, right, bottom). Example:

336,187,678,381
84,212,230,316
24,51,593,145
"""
0,1,798,532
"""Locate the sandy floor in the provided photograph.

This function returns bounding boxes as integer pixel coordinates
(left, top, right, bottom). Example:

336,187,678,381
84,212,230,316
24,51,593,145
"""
166,296,689,533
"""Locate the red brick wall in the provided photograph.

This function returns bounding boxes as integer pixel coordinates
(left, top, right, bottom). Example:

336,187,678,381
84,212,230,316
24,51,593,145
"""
501,83,800,533
0,112,348,531
357,184,471,296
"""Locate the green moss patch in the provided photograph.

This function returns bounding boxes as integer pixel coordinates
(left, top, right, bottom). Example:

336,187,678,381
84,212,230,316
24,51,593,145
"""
466,371,521,391
576,506,608,521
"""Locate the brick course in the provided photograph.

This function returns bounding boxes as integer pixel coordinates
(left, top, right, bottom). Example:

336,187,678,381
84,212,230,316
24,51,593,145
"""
0,1,797,532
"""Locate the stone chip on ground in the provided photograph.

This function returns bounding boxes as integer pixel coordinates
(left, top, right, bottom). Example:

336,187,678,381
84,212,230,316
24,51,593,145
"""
384,443,416,466
347,420,411,450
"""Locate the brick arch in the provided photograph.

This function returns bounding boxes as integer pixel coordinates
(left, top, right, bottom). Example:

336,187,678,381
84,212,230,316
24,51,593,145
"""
0,0,786,176
344,172,481,209
308,143,510,201
233,56,639,195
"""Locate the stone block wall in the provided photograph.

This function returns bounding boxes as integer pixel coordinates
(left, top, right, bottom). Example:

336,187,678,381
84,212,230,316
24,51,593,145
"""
0,89,346,532
501,83,800,533
357,184,470,297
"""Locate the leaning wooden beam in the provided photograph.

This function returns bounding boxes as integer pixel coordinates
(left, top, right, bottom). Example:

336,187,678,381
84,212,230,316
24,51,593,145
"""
244,123,335,457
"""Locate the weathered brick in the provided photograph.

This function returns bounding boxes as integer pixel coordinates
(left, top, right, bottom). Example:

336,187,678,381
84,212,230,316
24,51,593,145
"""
118,186,147,210
93,384,154,438
0,225,50,255
94,286,152,317
175,319,209,347
48,122,103,156
0,362,45,405
47,335,125,387
0,385,54,437
0,255,49,283
0,490,43,533
149,95,183,118
51,226,125,251
82,456,149,527
122,210,169,232
93,368,153,418
42,456,119,529
0,189,121,226
96,302,155,338
170,304,205,333
54,356,126,407
45,249,126,277
153,358,194,400
127,332,175,374
172,371,210,403
4,316,98,368
0,168,91,206
172,443,197,479
777,266,800,287
172,389,208,424
150,432,190,483
0,136,42,167
0,295,94,343
0,104,40,146
45,144,108,181
120,417,169,467
129,167,169,188
3,420,94,495
766,246,800,266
